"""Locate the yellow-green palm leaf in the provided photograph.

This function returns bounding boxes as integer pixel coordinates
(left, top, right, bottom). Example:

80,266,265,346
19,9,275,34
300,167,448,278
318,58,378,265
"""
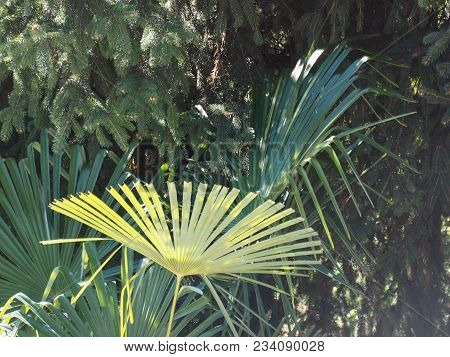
47,181,322,277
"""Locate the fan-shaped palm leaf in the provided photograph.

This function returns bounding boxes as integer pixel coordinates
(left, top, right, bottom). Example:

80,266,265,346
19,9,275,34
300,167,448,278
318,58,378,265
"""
46,181,322,275
0,261,220,337
43,181,322,335
229,43,416,279
0,129,137,301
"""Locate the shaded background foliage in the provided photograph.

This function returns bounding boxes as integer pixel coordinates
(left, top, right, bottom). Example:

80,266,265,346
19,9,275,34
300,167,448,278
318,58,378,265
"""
0,0,448,336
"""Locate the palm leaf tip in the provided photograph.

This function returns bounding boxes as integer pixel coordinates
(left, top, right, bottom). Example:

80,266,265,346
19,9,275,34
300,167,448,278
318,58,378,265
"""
48,181,323,277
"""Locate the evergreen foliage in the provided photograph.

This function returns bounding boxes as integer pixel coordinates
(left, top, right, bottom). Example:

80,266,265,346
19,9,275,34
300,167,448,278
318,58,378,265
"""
0,0,201,151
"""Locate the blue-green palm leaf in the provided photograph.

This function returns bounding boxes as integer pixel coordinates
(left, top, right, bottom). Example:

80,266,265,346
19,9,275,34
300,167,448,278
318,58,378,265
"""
0,130,137,301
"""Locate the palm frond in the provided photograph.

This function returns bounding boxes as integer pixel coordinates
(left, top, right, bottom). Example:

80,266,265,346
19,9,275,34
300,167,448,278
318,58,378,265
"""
0,129,137,302
42,181,322,336
233,43,415,257
0,260,219,337
45,181,322,277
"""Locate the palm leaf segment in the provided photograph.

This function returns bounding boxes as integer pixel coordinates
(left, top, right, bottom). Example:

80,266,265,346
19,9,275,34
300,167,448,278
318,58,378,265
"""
48,181,322,277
